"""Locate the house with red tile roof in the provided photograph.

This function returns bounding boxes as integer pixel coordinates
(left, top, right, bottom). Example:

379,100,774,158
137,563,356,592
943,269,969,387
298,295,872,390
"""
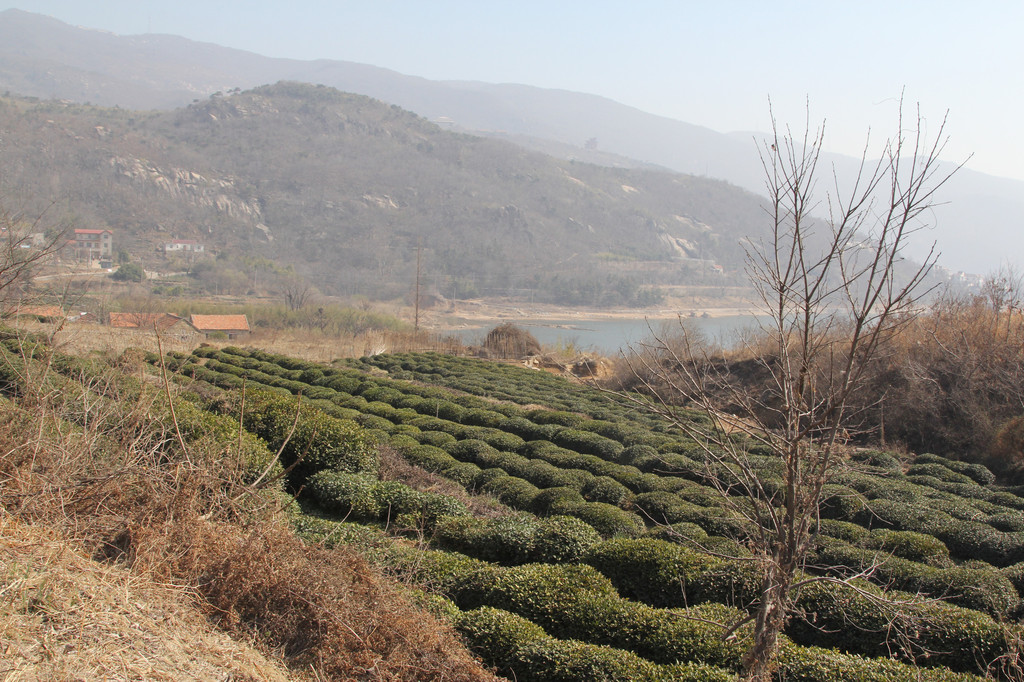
72,229,113,262
4,304,65,322
108,312,199,342
189,314,250,339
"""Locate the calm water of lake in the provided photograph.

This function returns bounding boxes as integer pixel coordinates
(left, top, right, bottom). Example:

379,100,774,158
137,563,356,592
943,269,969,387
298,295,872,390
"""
445,314,767,355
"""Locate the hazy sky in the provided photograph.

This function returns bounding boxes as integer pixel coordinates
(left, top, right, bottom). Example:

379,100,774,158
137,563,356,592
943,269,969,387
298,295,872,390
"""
3,1,1022,181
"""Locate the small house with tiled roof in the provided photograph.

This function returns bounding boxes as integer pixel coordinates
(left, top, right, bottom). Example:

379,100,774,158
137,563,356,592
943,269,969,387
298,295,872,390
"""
108,312,199,342
189,314,250,340
4,304,65,322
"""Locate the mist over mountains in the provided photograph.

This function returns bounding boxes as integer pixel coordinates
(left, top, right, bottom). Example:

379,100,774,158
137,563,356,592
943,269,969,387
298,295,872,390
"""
0,8,1018,277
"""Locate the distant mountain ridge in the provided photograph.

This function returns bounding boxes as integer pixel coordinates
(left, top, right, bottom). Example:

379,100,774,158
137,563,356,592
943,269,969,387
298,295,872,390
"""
0,8,1019,276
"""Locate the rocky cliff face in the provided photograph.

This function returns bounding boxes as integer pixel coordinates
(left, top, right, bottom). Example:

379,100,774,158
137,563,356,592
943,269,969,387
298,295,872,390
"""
109,156,261,224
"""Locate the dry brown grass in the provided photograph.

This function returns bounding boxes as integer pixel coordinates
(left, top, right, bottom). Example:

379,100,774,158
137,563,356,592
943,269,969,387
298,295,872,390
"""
0,354,499,682
0,515,292,682
144,518,496,682
46,321,467,365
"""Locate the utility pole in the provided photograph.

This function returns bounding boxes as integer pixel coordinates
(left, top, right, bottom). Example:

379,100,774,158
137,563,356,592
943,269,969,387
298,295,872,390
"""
414,242,422,333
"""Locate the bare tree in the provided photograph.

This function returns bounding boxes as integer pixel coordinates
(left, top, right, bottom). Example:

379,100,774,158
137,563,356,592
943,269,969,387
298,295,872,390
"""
620,100,960,681
0,203,68,305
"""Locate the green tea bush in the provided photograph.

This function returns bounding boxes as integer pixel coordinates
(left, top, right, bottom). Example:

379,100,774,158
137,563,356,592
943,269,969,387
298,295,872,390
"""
532,516,602,563
816,542,1016,616
238,389,376,482
387,433,420,453
514,639,651,682
835,474,923,505
984,512,1024,532
989,491,1024,511
394,394,430,411
447,438,495,461
401,444,457,472
359,385,405,404
435,514,537,563
440,460,481,488
471,467,508,490
405,414,450,433
479,450,533,479
502,416,558,441
788,579,1014,674
522,460,590,490
353,412,395,432
327,374,361,394
854,498,935,530
306,470,379,518
463,407,506,428
1002,562,1024,596
633,491,699,525
865,529,950,564
438,504,584,571
907,462,977,485
448,561,744,669
528,409,586,428
649,522,710,545
388,422,420,436
913,453,996,486
483,476,541,509
455,606,547,673
582,476,631,506
531,486,586,515
585,537,713,608
567,501,645,538
433,400,468,422
775,641,980,682
413,429,458,448
848,449,904,472
585,538,761,610
552,428,625,461
457,605,737,682
308,470,469,528
480,430,527,453
170,399,282,486
620,443,659,465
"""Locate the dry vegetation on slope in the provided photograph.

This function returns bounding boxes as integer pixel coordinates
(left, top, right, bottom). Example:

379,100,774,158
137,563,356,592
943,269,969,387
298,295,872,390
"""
0,344,497,682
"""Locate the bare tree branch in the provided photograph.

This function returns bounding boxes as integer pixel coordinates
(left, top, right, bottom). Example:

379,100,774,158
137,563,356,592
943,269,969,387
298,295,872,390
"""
618,98,960,681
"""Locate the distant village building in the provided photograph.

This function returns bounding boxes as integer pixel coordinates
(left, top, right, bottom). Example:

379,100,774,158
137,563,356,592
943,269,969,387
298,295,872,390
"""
72,229,113,262
4,304,65,322
164,239,205,254
189,314,250,340
108,312,199,342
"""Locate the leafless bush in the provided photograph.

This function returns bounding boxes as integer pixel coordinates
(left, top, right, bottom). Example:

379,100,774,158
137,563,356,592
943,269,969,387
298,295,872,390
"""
483,322,541,359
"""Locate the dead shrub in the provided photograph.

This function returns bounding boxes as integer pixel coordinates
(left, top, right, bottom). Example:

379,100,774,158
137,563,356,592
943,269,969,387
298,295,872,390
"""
126,514,497,682
483,323,541,359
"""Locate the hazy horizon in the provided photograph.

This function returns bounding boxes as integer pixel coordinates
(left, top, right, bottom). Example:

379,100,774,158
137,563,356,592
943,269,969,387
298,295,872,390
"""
0,1,1020,183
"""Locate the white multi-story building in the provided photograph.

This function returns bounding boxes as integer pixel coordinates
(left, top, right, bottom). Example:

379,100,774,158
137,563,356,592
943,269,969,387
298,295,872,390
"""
72,229,112,262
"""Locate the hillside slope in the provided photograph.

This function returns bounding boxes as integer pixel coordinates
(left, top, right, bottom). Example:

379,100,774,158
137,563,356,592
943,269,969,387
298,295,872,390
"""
0,9,1018,275
0,84,768,302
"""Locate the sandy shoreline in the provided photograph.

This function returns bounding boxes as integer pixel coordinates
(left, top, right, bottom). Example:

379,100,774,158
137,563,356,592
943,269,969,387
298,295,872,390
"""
423,297,760,331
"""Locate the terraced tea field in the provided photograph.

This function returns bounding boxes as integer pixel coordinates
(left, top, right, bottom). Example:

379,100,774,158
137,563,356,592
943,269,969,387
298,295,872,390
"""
128,345,1022,681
